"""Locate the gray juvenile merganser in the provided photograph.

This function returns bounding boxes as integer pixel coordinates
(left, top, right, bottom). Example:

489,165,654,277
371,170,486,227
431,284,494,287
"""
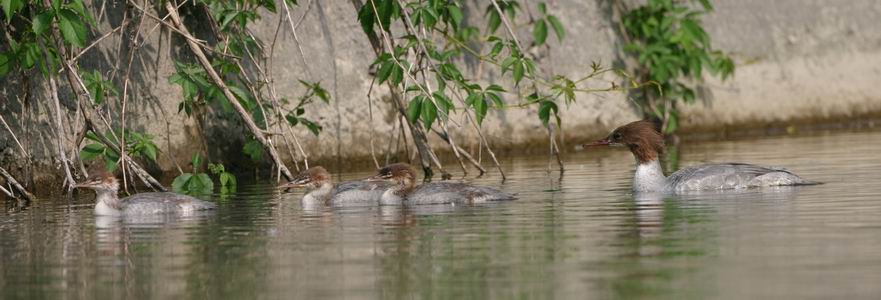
586,120,818,192
75,171,216,216
366,163,516,205
281,166,391,206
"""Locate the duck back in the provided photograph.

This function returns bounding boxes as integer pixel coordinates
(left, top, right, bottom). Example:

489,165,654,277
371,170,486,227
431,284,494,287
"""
329,181,391,206
667,163,818,192
122,192,216,215
407,182,516,205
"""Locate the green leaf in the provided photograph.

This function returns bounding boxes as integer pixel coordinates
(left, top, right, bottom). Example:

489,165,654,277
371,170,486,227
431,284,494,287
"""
377,0,394,32
486,84,506,93
66,0,94,26
194,173,214,193
228,85,253,107
310,82,330,103
533,19,548,45
191,153,202,171
58,9,87,47
300,119,322,136
538,2,547,15
389,64,403,85
357,2,375,36
487,92,504,107
1,0,24,22
665,113,678,134
172,173,193,193
474,95,488,125
446,5,463,28
143,144,157,162
512,62,524,85
21,42,39,70
500,56,517,74
486,10,501,33
219,172,230,187
243,139,263,162
538,100,558,126
421,98,437,129
32,11,54,35
489,42,504,58
377,60,394,83
547,15,565,41
0,52,12,76
80,143,105,161
406,96,422,124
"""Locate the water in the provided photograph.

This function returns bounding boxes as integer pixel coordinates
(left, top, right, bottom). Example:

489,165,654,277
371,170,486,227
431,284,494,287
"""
3,130,881,299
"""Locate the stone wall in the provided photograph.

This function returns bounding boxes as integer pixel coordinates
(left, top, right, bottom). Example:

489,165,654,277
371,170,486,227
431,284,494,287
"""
2,0,880,183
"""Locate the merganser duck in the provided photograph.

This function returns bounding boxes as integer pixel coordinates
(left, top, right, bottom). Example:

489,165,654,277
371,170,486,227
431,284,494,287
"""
366,163,516,205
75,171,216,216
586,120,818,192
280,166,391,206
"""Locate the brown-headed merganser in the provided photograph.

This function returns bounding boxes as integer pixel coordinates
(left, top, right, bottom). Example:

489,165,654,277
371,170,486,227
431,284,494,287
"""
75,171,216,216
366,163,516,205
586,120,818,192
280,166,391,206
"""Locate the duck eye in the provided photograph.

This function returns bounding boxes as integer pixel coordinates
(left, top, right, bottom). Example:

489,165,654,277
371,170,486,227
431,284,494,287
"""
612,132,622,140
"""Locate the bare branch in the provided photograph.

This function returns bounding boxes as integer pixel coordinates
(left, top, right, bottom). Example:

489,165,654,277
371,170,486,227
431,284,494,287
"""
164,1,293,181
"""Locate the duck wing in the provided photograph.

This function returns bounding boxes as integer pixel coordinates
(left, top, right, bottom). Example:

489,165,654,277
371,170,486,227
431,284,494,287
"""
408,182,516,205
668,163,816,192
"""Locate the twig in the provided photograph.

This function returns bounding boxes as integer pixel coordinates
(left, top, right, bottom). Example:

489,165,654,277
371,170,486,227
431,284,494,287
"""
431,129,487,175
397,1,467,176
281,0,312,77
165,1,293,180
366,76,381,169
45,60,76,191
119,0,149,194
490,0,563,172
0,184,13,198
0,166,34,201
66,23,126,66
446,87,507,179
128,1,239,59
0,114,25,154
384,115,398,165
350,0,437,179
56,45,167,191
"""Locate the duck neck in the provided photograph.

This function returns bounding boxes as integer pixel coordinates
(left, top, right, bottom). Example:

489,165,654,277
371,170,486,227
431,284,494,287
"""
304,182,334,203
381,178,414,205
94,189,123,215
633,159,667,192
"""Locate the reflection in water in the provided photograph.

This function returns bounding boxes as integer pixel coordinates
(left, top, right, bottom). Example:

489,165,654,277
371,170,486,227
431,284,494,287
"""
2,130,881,298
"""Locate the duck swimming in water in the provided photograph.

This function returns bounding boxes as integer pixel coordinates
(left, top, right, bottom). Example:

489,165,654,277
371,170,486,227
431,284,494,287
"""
280,166,391,206
366,163,516,205
585,120,818,192
75,171,216,216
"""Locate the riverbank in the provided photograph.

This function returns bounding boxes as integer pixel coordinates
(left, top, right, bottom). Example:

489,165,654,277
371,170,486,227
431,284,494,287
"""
2,0,880,196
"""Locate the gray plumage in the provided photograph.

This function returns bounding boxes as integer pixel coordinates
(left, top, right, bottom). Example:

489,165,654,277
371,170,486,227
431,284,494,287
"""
119,192,217,215
328,181,392,206
666,163,818,192
407,182,516,205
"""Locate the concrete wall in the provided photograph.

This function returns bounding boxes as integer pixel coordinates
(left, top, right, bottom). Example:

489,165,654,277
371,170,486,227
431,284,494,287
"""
2,0,881,182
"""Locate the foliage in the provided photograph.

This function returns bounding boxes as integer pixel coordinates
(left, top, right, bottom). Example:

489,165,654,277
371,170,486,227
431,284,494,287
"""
282,80,329,136
82,69,118,105
533,2,565,45
0,0,94,78
169,0,330,169
622,0,734,133
172,154,214,195
208,163,236,190
355,0,625,136
80,130,159,171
